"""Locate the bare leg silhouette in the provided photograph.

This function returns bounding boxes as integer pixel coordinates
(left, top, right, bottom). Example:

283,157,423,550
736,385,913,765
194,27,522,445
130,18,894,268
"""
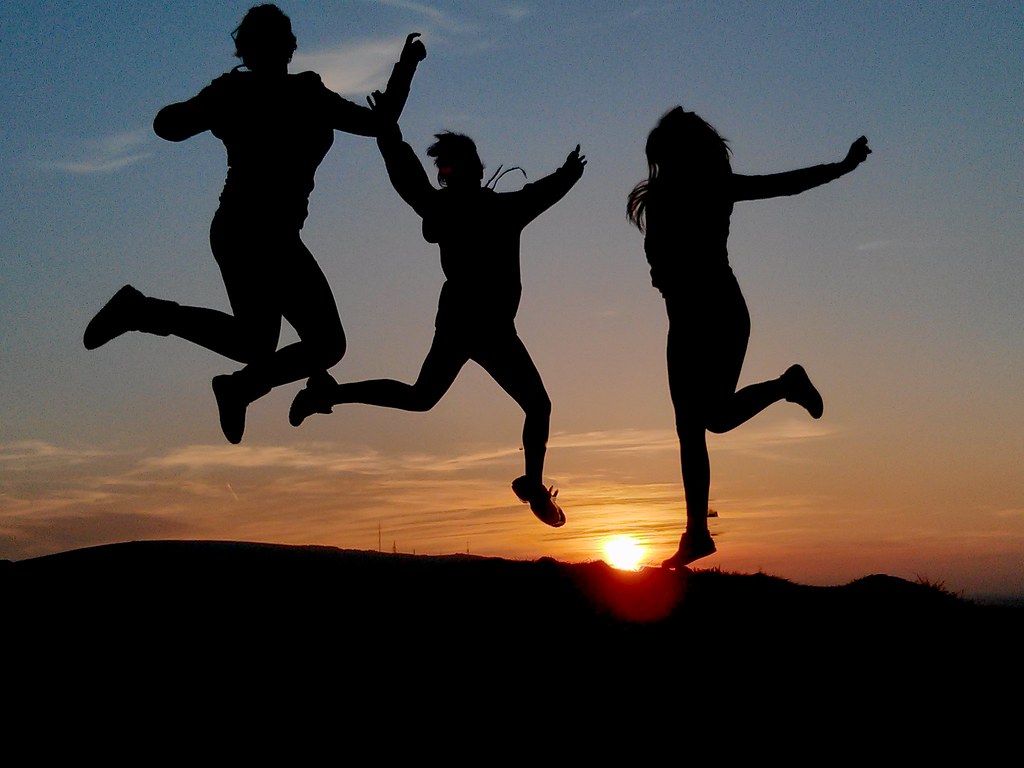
471,333,551,486
294,328,560,524
86,219,345,443
211,221,346,390
324,331,550,482
290,123,582,527
628,107,864,568
663,290,821,568
329,332,467,412
84,10,426,443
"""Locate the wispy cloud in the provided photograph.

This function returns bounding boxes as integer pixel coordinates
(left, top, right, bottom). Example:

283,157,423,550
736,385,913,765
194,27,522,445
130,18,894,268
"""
551,422,833,457
0,440,109,468
137,441,524,475
140,443,385,473
709,418,836,458
374,0,445,23
550,428,678,453
1,423,840,564
137,422,830,480
370,0,480,33
43,128,151,174
496,4,532,21
292,36,416,95
296,6,527,96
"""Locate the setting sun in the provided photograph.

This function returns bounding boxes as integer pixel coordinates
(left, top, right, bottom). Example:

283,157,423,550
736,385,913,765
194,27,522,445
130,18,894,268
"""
603,536,647,571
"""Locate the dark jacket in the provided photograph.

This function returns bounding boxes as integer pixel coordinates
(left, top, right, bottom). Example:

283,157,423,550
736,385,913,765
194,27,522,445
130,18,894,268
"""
154,60,418,228
377,131,583,330
644,163,849,298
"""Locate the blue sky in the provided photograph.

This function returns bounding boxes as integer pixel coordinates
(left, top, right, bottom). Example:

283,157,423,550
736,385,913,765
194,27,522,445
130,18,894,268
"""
2,1,1022,598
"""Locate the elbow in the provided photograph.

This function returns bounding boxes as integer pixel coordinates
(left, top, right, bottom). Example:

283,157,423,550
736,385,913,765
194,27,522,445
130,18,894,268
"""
350,122,378,138
376,123,403,146
153,107,188,142
152,109,173,140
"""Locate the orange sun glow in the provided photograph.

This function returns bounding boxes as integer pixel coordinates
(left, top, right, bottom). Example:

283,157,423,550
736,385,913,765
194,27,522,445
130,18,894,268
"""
603,536,646,571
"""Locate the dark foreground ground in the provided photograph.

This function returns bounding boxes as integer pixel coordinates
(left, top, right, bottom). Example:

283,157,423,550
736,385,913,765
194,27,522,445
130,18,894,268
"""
5,540,1022,728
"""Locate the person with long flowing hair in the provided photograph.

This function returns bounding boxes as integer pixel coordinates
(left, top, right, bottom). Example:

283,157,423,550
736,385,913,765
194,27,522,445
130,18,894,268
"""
84,5,426,444
628,106,870,568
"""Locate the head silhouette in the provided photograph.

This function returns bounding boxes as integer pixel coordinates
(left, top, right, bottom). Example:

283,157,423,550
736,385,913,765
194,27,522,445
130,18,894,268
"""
646,106,731,180
232,4,297,72
629,106,732,229
427,132,484,189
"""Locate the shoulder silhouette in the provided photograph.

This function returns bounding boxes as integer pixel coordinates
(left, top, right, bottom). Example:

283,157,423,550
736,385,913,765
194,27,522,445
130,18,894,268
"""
292,111,586,528
85,5,426,444
629,105,869,568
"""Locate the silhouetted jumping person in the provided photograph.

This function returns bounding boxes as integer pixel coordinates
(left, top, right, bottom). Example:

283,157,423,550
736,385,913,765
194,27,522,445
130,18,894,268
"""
290,109,586,526
628,106,870,568
83,5,426,443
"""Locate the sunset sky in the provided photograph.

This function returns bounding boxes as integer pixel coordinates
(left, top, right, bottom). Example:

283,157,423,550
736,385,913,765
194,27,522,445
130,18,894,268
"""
2,1,1022,599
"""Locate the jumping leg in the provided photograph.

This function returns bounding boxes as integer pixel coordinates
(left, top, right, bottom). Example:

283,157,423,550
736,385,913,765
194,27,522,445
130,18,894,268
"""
473,332,563,527
662,311,723,568
665,353,718,568
207,222,345,442
82,286,274,363
290,330,468,425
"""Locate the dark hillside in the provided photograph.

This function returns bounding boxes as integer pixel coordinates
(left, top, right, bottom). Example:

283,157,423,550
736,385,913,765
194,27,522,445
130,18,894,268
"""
5,540,1020,718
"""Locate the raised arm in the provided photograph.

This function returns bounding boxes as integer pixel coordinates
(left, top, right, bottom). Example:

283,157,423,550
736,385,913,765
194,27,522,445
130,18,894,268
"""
375,122,436,218
512,144,587,226
373,33,427,124
731,136,871,201
324,32,426,137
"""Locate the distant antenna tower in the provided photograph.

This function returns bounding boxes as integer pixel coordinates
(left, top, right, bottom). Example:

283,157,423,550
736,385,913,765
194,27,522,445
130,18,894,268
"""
378,522,381,552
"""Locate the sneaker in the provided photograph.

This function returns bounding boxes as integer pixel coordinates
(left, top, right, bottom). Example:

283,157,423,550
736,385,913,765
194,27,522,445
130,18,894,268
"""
83,285,145,350
662,532,716,569
289,372,336,427
512,475,566,528
212,374,248,444
782,364,823,419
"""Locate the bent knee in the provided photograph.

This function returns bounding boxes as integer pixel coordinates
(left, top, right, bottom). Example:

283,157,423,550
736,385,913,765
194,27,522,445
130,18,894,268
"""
520,392,551,422
407,391,443,412
704,401,736,434
533,393,552,416
705,418,730,435
236,336,278,365
323,336,346,369
311,333,346,370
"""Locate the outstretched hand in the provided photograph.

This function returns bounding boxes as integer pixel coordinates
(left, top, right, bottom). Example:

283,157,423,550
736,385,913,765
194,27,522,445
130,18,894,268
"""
564,144,587,176
400,32,427,65
368,33,424,130
843,136,871,169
